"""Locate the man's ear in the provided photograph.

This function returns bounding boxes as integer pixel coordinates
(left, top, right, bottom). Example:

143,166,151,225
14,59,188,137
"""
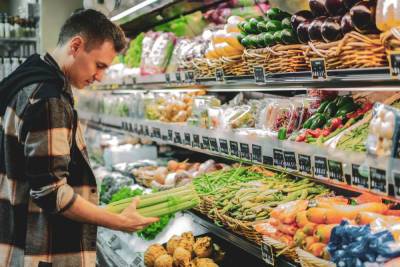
68,36,85,57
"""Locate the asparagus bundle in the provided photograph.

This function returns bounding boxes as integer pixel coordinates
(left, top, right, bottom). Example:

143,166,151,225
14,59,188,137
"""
106,184,199,217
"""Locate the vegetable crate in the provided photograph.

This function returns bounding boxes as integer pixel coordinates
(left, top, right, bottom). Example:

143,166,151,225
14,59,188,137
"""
220,55,251,77
244,44,309,74
197,195,215,216
192,58,222,78
296,248,336,267
381,27,400,61
304,32,387,70
262,236,300,263
214,209,262,245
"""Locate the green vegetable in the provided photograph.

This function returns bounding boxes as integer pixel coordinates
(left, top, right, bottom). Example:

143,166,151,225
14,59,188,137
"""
273,31,283,44
266,20,283,32
237,33,245,43
303,113,319,129
137,214,174,240
324,102,338,119
278,127,287,140
248,34,259,48
266,8,291,21
262,32,276,46
310,114,327,130
281,17,292,29
281,28,297,44
243,22,256,34
125,33,145,68
238,21,247,32
336,102,358,117
249,18,260,33
240,36,252,48
257,21,268,32
337,95,354,109
317,100,331,113
110,187,143,203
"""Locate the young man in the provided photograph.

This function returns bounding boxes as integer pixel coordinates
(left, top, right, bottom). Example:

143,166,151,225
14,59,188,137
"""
0,9,158,267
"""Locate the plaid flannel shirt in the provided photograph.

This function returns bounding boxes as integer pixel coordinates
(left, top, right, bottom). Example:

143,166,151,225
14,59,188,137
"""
0,54,98,267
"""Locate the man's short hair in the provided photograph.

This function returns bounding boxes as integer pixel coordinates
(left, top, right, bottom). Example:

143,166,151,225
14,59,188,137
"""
58,9,126,53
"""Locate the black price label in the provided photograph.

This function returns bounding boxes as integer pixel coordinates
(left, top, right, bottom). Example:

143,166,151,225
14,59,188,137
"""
202,136,210,150
168,130,173,141
328,160,344,182
298,154,312,174
165,73,171,84
219,139,229,154
133,123,138,133
273,149,284,168
192,134,200,148
263,156,274,166
252,145,262,163
121,122,127,130
162,135,168,141
152,127,161,138
128,123,133,132
314,156,328,178
175,72,182,83
230,141,239,157
370,167,387,194
311,58,327,79
352,164,369,189
144,126,150,136
389,52,400,78
254,66,265,83
139,125,144,135
216,68,224,82
284,151,297,170
261,242,275,266
174,132,182,144
210,138,219,152
240,143,251,160
185,71,195,83
393,172,400,197
184,133,191,146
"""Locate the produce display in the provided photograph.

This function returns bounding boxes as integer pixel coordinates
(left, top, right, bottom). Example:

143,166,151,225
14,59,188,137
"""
144,232,225,267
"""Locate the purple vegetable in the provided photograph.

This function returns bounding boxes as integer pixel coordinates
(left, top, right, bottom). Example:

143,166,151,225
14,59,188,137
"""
297,21,312,43
343,0,360,10
309,0,329,17
341,12,354,35
308,16,327,42
322,16,343,42
350,0,378,34
291,10,314,32
325,0,347,16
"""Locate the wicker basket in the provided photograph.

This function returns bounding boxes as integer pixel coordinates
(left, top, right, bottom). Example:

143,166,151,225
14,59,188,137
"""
262,236,300,263
296,248,336,267
244,44,309,74
220,55,250,76
214,209,262,245
192,58,222,78
304,32,387,70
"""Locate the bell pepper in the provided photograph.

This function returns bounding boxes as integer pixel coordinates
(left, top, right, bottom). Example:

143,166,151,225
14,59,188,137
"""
278,127,287,140
317,101,330,114
303,113,320,129
336,102,358,117
337,95,354,109
296,133,307,142
324,102,338,119
310,114,327,130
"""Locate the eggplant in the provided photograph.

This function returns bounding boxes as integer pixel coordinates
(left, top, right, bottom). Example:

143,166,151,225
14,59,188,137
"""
291,10,314,32
297,21,311,43
350,0,378,34
308,17,327,42
322,16,343,42
343,0,360,10
325,0,347,16
341,12,354,35
309,0,329,17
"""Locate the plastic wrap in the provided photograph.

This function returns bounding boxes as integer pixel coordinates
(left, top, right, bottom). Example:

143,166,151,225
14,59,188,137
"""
376,0,400,31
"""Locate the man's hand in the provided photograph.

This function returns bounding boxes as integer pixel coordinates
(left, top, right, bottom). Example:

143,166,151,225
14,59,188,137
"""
117,198,159,232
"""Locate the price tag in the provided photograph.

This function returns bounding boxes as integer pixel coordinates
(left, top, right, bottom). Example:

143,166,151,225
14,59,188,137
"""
261,242,275,266
133,123,138,133
165,73,171,84
210,138,219,152
162,135,168,141
311,58,327,79
185,71,195,83
216,68,224,82
219,139,229,154
107,234,118,247
144,126,150,136
175,72,182,83
202,136,210,150
252,145,262,163
352,164,370,189
168,130,173,141
273,149,284,168
314,156,328,178
139,125,144,135
192,134,200,148
370,167,388,195
230,141,239,157
389,52,400,78
298,154,312,174
254,66,265,83
393,172,400,198
174,132,182,144
240,143,251,160
121,121,127,130
129,255,143,267
284,151,297,170
184,133,191,146
263,156,274,166
154,128,161,138
328,160,345,183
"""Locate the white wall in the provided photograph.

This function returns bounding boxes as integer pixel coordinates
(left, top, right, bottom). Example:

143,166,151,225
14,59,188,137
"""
39,0,82,53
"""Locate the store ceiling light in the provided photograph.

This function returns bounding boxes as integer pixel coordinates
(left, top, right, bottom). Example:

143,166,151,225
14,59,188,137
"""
110,0,159,21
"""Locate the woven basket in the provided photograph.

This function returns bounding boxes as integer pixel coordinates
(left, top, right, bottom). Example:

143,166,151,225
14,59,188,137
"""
214,209,262,245
244,44,309,74
304,32,387,70
262,236,300,263
296,248,335,267
192,58,222,78
220,55,250,76
381,27,400,60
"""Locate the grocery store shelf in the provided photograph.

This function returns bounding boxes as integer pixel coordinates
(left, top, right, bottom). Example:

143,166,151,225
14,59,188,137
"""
79,112,400,202
188,211,299,267
110,0,222,36
90,67,400,92
0,37,37,43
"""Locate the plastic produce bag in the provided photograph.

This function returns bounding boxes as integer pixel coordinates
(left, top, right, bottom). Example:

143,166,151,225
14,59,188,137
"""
140,32,159,75
376,0,400,31
143,32,176,75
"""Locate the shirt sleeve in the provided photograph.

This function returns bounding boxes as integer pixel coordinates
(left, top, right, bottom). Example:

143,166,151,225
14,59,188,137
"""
22,97,77,213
